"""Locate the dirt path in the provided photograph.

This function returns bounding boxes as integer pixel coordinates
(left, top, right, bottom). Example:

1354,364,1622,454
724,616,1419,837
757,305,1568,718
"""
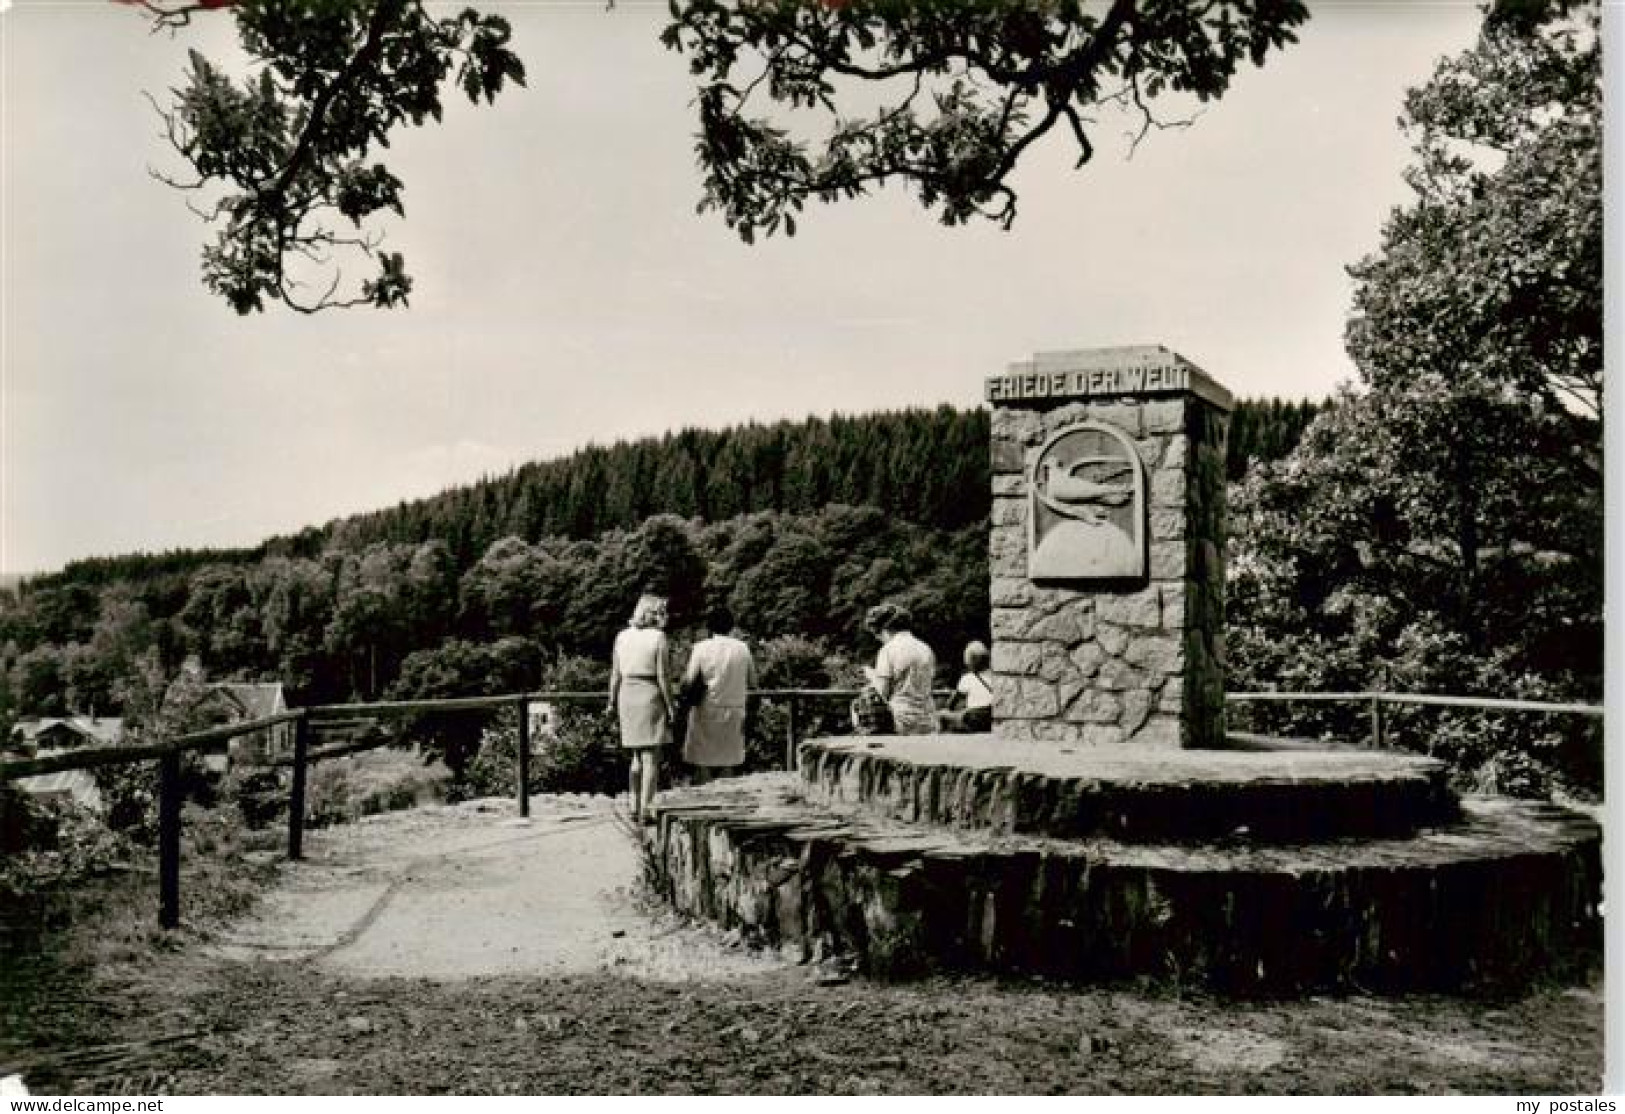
211,796,791,982
4,796,1605,1095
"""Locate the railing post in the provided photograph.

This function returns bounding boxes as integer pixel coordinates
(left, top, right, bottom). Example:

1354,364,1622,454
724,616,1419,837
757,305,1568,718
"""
157,749,182,930
785,694,801,772
516,698,531,819
1369,694,1386,749
287,712,310,861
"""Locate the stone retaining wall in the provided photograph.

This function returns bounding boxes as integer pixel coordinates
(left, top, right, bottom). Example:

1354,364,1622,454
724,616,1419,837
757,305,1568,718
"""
647,775,1602,994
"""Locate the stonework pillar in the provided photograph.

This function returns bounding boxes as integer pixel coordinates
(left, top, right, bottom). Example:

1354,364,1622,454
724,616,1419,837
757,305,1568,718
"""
986,346,1231,749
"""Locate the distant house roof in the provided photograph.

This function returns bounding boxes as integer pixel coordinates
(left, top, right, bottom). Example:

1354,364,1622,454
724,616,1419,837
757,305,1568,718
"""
9,717,125,749
202,683,288,722
14,757,104,812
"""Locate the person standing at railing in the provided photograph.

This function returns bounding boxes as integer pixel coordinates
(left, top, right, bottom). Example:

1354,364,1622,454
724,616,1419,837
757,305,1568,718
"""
679,601,757,784
607,592,674,822
863,602,938,735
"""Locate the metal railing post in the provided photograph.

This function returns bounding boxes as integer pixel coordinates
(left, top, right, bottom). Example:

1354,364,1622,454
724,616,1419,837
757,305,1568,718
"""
1370,694,1386,749
157,749,182,929
785,694,801,771
516,698,531,819
287,712,310,861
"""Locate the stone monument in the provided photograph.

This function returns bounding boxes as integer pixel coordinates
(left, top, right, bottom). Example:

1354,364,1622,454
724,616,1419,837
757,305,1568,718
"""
986,345,1229,749
642,345,1601,994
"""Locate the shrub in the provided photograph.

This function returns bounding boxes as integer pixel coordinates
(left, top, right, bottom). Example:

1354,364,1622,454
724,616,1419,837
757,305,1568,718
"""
0,793,132,903
220,766,287,830
532,704,624,795
0,782,59,855
466,701,625,799
387,636,541,778
524,655,622,795
1390,706,1601,801
460,709,523,800
745,636,860,770
181,800,245,858
92,752,218,846
304,747,451,828
95,758,160,843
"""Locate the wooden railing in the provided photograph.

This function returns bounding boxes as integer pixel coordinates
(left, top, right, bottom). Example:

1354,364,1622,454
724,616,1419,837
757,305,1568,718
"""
0,687,864,927
1,687,1601,928
1227,690,1603,750
0,708,307,928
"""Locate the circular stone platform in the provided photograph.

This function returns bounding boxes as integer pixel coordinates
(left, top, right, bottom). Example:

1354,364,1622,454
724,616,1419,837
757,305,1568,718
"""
799,736,1458,843
645,771,1600,994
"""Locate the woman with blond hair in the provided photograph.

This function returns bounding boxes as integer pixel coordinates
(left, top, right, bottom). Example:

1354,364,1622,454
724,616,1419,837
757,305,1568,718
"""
607,592,673,821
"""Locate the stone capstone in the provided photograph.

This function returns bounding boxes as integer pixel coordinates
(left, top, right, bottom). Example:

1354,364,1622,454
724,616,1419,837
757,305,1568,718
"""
795,737,1462,843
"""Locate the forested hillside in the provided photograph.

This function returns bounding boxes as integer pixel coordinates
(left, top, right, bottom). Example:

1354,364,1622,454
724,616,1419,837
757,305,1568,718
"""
275,399,1318,560
334,407,992,565
1,399,1316,725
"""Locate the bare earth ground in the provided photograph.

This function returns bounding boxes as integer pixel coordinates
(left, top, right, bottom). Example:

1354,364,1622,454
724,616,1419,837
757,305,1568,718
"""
2,795,1604,1096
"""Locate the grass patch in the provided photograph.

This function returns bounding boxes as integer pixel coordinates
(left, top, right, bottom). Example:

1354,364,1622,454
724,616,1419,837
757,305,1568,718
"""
0,806,280,1083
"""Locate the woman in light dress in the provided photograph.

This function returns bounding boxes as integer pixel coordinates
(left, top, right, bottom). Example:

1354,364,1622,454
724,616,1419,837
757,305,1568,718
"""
607,593,673,821
680,602,757,783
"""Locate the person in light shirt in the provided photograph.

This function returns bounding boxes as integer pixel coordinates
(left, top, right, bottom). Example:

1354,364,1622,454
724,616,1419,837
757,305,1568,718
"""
679,602,757,783
862,602,937,735
942,640,995,732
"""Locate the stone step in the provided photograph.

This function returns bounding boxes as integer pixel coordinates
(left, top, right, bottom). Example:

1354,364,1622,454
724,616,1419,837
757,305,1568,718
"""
646,773,1601,995
799,736,1458,844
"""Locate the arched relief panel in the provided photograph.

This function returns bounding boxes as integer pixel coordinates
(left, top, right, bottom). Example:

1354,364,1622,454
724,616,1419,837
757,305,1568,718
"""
1027,421,1147,582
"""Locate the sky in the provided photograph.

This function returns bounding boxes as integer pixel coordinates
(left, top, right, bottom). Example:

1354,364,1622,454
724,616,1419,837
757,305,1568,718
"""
0,0,1490,576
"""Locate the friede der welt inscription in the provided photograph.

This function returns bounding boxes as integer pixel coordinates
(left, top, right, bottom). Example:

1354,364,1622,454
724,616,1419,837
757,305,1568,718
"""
986,362,1193,403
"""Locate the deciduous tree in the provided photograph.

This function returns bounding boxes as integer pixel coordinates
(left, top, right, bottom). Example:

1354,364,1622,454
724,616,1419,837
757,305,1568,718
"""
129,0,1306,312
1228,0,1602,795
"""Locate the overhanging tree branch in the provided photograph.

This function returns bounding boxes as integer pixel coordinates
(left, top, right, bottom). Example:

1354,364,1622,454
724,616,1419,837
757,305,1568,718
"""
135,0,525,314
664,0,1307,242
131,0,1305,312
